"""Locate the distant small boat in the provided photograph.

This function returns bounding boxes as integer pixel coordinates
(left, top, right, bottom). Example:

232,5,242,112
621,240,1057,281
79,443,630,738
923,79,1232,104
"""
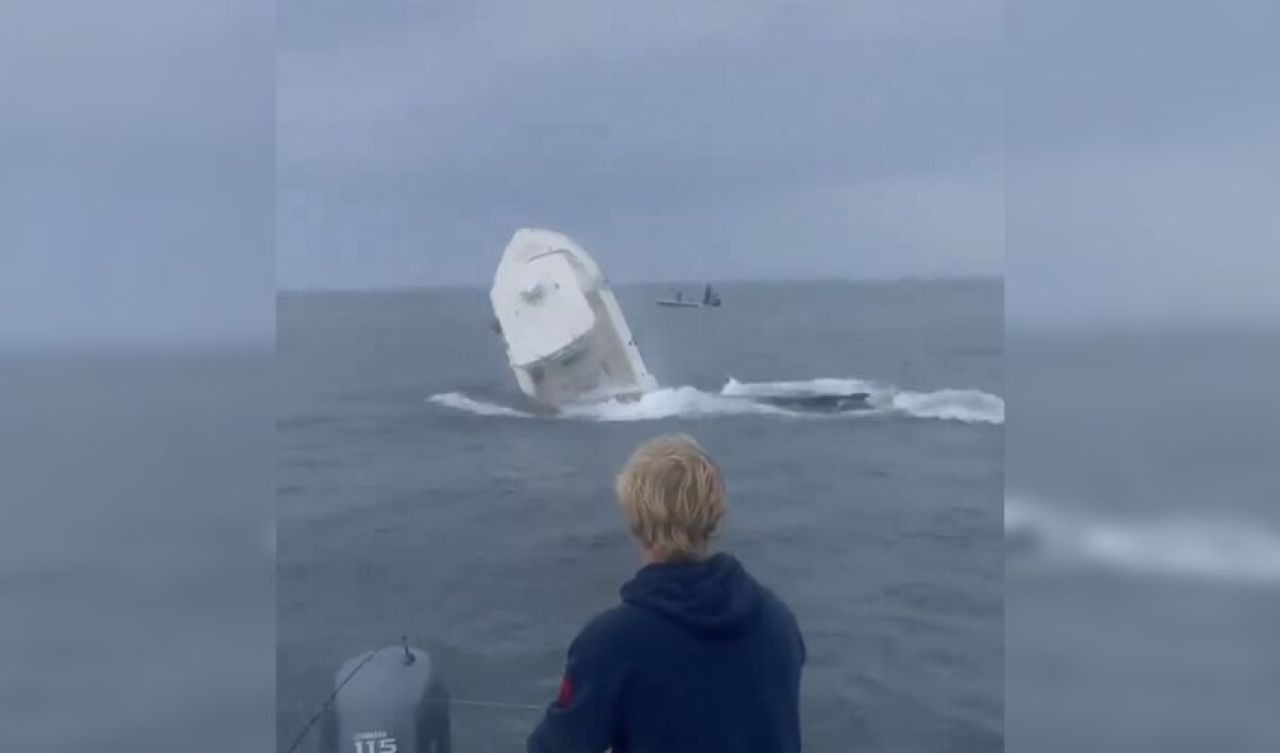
656,284,721,308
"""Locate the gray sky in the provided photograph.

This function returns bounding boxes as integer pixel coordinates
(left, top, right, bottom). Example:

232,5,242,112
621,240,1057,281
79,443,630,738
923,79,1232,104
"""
277,0,1004,289
1006,0,1279,329
3,1,1275,347
0,1,272,348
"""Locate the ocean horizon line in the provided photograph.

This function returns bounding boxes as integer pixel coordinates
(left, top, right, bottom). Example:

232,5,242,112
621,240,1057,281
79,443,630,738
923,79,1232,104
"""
277,275,1005,295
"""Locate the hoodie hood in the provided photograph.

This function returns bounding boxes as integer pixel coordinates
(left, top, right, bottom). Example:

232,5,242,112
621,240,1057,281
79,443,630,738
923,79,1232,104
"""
620,553,764,637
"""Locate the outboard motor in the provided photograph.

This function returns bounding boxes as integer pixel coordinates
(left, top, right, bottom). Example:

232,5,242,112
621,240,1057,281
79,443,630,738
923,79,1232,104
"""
318,642,450,753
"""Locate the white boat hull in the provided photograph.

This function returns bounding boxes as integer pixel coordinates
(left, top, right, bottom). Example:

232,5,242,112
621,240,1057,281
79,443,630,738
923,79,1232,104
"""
490,229,657,406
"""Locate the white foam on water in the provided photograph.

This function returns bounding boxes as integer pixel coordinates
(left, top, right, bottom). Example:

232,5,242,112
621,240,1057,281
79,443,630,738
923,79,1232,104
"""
429,386,797,422
559,386,795,421
429,377,1003,424
428,392,535,418
1007,495,1280,585
723,377,1004,424
721,376,881,398
889,388,1005,424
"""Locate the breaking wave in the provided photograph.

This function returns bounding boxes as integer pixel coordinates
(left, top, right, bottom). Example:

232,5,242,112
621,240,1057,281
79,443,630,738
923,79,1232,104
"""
429,377,1003,425
1007,495,1280,585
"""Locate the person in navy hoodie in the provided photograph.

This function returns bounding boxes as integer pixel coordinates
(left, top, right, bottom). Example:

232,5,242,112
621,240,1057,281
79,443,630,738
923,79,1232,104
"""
528,434,805,753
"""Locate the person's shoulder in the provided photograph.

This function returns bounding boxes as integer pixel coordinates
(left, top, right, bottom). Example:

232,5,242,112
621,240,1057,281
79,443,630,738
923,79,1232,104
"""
748,572,802,634
570,602,652,655
750,579,806,662
758,584,797,618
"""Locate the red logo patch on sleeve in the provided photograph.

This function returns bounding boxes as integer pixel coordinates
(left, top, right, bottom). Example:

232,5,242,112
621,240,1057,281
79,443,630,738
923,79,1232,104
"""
555,676,573,707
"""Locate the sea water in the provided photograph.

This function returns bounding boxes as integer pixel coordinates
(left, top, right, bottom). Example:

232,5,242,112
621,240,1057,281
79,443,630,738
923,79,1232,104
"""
277,280,1004,752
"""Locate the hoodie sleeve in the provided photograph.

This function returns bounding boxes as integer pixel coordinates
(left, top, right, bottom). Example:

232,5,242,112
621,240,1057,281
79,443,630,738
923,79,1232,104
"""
527,616,627,753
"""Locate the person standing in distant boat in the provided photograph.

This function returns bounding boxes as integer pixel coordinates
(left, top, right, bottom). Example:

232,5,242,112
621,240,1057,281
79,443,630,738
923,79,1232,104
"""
527,435,806,753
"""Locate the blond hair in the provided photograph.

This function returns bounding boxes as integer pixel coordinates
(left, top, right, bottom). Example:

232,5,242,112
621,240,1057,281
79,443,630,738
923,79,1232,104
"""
616,434,725,561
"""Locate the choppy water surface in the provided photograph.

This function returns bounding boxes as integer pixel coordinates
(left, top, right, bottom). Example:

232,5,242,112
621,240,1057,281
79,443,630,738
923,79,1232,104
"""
278,281,1004,752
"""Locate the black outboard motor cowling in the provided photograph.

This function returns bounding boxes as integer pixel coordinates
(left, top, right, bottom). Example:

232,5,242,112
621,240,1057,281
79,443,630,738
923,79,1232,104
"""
319,646,450,753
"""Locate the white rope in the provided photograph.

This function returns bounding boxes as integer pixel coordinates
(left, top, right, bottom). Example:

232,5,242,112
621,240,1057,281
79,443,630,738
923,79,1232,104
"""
448,698,545,711
287,648,383,753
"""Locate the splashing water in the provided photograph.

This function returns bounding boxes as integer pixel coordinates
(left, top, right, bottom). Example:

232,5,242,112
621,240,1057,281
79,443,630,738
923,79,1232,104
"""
428,392,534,418
1006,495,1280,585
430,377,1004,425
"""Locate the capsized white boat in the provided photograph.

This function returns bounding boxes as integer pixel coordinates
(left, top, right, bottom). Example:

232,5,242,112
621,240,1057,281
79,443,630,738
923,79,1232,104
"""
490,229,658,406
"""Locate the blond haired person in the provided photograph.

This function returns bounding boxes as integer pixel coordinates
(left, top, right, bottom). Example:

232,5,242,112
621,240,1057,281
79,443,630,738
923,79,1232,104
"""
528,435,805,753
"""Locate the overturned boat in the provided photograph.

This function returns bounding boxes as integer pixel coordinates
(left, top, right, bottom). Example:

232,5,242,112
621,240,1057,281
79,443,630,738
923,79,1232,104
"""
490,229,657,407
487,228,866,414
720,378,870,413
